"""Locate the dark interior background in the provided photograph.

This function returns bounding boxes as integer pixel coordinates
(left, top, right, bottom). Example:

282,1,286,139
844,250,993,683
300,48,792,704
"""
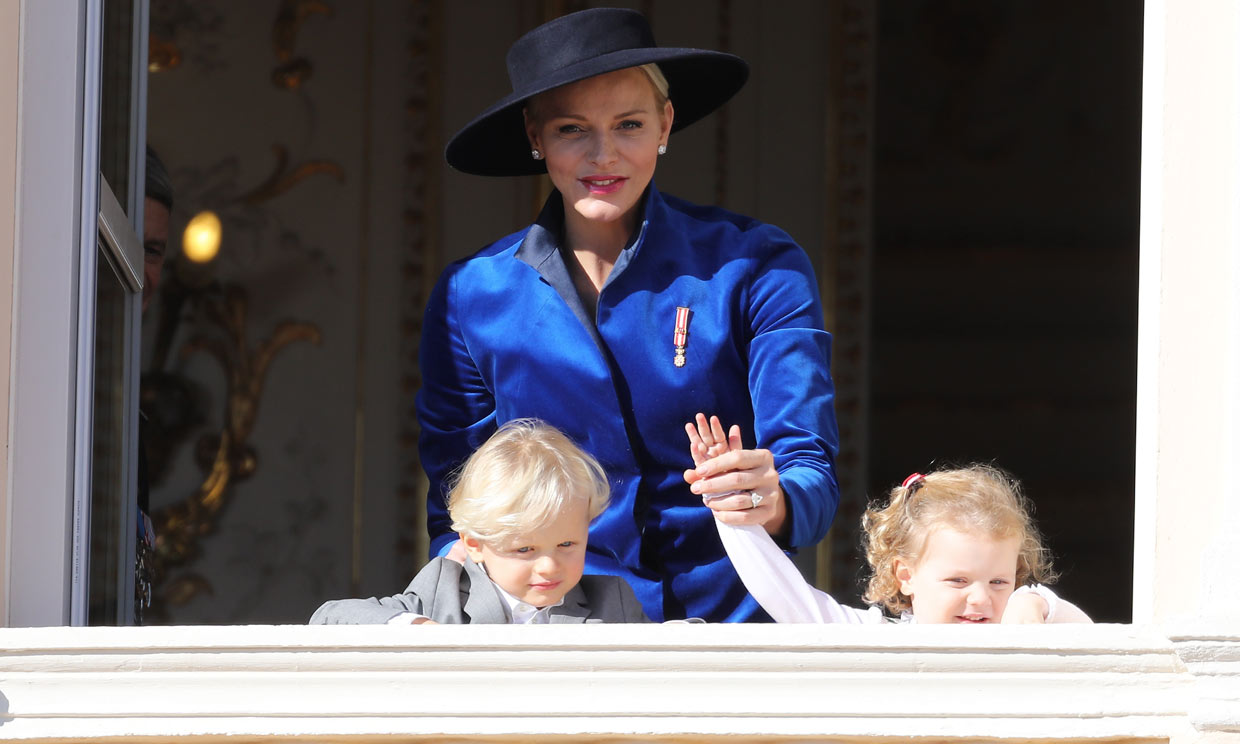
863,0,1142,622
140,0,1144,623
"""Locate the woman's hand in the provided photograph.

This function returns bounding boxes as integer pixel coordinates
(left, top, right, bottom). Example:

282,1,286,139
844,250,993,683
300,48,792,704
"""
683,413,787,536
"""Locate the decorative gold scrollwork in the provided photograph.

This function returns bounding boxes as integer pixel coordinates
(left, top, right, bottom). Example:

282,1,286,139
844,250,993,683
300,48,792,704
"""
236,144,346,206
153,285,322,606
272,0,332,89
148,34,182,72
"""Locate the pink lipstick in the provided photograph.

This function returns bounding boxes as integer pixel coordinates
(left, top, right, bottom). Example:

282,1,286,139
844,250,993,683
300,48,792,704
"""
580,176,626,195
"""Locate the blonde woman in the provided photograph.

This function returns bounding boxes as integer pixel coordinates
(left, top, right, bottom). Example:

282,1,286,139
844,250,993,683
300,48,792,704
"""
420,8,839,622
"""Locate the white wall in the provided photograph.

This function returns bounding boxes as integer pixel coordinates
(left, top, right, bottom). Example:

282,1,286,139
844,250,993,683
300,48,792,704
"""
1134,0,1240,625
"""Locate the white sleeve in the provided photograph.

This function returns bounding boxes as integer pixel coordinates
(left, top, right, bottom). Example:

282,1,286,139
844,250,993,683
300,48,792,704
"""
715,519,883,624
385,612,430,625
1015,584,1093,624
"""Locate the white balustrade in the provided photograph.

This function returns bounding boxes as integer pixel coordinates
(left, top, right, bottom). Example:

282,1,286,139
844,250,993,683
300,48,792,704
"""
0,622,1236,742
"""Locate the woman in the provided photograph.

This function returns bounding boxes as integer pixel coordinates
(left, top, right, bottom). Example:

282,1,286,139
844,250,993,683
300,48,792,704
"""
419,7,839,622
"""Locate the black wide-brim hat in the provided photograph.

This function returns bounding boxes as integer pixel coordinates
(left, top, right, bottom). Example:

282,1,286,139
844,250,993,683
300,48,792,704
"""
445,7,749,177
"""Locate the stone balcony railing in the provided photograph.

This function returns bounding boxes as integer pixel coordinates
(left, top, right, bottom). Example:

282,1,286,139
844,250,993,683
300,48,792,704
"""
0,623,1236,742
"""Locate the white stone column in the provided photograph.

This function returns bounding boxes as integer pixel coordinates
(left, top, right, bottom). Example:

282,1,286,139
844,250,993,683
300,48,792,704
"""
1136,1,1240,739
1135,0,1240,626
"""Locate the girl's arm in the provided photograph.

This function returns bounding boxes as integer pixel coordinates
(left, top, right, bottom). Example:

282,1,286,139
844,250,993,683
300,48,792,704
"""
715,519,881,624
688,415,880,624
1005,584,1094,623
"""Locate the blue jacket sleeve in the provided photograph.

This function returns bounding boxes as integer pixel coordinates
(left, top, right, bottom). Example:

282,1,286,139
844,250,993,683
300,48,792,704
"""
745,231,840,548
416,265,497,557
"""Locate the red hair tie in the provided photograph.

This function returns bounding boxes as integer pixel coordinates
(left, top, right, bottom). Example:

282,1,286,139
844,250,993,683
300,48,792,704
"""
901,472,925,491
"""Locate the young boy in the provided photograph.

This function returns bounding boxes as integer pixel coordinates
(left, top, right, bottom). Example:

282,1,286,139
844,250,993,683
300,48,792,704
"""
310,419,649,624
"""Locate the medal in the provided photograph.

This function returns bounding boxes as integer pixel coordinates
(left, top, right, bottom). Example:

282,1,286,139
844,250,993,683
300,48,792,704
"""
673,306,691,367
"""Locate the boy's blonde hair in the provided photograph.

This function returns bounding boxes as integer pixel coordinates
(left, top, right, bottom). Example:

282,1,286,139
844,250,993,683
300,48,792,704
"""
447,419,610,544
861,463,1056,615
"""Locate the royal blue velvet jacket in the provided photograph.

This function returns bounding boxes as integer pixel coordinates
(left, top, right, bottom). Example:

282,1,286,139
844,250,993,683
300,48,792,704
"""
417,185,839,622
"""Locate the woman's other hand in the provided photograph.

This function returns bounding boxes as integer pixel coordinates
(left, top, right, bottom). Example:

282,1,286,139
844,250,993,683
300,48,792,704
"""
683,413,788,536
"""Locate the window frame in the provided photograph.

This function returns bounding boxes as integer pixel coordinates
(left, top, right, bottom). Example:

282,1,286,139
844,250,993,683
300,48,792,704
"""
6,0,147,627
4,0,1237,639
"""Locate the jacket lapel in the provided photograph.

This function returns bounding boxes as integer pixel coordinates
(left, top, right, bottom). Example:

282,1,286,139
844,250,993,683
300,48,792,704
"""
548,584,592,624
515,194,607,354
461,558,512,624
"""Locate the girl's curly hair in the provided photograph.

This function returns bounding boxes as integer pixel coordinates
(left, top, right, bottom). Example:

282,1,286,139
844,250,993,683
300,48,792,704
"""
861,463,1057,615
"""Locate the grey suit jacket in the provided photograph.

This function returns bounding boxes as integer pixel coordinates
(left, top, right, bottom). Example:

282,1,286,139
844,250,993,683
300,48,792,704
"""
309,557,650,624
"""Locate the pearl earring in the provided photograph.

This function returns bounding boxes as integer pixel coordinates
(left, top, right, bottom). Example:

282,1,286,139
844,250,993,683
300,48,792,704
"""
658,144,667,155
531,149,543,160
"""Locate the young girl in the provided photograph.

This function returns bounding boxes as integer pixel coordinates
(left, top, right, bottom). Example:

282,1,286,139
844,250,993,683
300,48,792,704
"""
685,414,1091,624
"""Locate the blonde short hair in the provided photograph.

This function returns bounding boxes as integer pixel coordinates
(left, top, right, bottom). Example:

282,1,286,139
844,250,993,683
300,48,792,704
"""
447,419,610,544
638,63,670,104
525,63,670,125
861,463,1056,615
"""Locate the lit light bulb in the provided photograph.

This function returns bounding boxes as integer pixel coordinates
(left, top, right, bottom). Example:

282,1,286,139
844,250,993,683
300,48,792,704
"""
182,211,222,263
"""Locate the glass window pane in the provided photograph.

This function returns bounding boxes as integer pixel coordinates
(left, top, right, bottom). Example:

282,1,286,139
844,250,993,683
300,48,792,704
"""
88,240,131,625
99,0,135,214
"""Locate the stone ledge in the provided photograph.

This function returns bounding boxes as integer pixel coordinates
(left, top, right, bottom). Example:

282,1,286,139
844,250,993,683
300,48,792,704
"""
0,623,1233,742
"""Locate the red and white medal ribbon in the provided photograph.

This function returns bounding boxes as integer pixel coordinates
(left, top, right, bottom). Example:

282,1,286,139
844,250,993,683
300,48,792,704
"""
673,306,691,367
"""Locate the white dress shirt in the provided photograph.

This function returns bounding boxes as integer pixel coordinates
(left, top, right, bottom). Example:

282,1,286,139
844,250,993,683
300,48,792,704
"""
385,574,565,625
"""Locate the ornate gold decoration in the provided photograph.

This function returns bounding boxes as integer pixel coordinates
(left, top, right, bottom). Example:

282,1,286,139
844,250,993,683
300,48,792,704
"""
149,2,226,73
148,34,182,72
272,0,332,89
348,0,377,595
153,285,322,605
272,59,314,90
397,0,443,568
820,0,875,599
236,144,345,206
714,0,731,206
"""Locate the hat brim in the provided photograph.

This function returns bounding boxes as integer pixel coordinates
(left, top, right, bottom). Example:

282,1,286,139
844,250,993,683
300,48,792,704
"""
445,48,749,177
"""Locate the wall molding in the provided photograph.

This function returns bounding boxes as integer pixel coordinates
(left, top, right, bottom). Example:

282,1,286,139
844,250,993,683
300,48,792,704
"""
0,624,1235,741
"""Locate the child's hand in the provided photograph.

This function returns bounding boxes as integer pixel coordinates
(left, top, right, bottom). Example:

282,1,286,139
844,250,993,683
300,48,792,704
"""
411,617,439,625
685,412,738,466
683,413,788,536
1000,592,1049,624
